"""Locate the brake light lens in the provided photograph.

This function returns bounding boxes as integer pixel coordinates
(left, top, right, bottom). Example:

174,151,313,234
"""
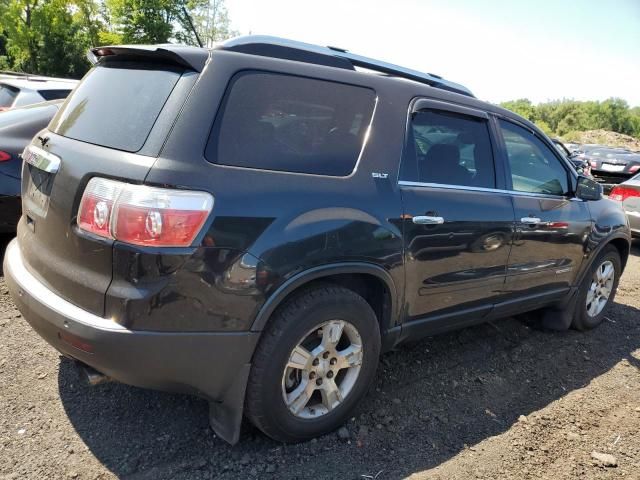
78,178,214,247
609,185,640,202
630,165,640,174
0,150,11,162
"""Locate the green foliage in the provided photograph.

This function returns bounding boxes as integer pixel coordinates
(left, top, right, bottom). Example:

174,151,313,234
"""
106,0,178,44
0,0,235,77
0,0,99,78
500,98,640,140
187,0,239,47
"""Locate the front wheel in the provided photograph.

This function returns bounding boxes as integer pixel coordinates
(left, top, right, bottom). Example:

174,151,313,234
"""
245,285,381,442
572,246,621,331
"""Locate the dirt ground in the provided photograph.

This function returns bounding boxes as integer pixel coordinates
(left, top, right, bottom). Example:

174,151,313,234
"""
0,236,638,480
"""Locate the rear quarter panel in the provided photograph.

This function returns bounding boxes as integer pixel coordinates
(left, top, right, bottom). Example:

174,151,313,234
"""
139,51,410,332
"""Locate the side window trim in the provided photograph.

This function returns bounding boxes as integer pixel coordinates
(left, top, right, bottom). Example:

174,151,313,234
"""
488,114,509,191
205,70,377,178
412,98,489,120
399,97,499,190
495,116,573,198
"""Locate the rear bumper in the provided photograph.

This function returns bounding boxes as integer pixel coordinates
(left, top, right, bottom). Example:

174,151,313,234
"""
627,211,640,237
3,239,259,443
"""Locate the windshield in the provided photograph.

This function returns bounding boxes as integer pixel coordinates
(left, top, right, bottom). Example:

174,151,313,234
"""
0,84,19,108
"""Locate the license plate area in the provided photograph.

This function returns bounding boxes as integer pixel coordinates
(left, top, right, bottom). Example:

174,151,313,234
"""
24,164,53,217
601,163,625,172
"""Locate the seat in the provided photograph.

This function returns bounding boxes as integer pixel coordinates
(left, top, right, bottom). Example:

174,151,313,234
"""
419,144,473,186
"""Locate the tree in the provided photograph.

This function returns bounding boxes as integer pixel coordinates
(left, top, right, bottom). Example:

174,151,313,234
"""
500,98,536,122
105,0,177,44
0,0,238,77
500,98,640,140
0,0,99,78
187,0,238,47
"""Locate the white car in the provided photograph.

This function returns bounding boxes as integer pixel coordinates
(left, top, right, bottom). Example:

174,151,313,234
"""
0,75,78,111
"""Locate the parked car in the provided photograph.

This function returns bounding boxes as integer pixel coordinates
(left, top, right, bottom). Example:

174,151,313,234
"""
610,174,640,237
4,37,631,445
0,75,77,111
564,142,580,152
551,138,591,176
0,100,63,232
582,147,640,191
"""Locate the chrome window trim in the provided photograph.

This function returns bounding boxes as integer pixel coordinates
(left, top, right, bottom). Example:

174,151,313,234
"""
210,71,379,179
397,180,571,200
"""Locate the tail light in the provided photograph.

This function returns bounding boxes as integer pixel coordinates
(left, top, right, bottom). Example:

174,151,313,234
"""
590,160,597,168
0,151,11,162
609,185,640,202
78,178,214,247
629,165,640,174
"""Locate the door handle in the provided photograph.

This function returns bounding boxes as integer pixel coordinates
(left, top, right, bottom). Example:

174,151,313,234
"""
520,216,542,225
412,215,444,225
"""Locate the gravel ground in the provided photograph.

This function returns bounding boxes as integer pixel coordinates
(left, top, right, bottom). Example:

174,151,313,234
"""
0,236,638,480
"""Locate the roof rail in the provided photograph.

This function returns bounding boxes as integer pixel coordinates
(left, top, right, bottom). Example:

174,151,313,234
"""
220,35,474,98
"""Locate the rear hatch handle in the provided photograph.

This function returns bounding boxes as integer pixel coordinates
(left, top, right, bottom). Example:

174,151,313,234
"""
23,145,61,173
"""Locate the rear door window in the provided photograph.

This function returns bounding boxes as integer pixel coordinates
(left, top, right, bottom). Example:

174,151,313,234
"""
49,62,183,152
206,72,376,176
0,84,19,108
400,109,496,188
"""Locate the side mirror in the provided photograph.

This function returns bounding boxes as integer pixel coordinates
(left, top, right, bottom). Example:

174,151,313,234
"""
575,175,603,201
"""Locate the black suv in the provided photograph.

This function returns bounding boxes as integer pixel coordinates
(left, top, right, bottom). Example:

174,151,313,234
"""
4,36,631,444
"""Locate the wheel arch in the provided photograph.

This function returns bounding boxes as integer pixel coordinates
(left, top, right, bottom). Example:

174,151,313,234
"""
251,263,400,339
608,236,630,272
577,233,631,286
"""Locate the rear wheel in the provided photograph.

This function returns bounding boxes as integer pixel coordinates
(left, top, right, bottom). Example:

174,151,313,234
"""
571,246,621,331
245,285,380,442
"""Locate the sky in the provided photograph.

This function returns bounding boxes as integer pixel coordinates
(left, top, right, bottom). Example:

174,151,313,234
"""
224,0,640,106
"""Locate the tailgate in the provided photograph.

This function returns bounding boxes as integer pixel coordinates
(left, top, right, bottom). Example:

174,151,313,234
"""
20,136,155,315
17,55,202,316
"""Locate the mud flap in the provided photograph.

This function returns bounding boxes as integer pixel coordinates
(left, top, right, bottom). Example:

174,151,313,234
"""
208,363,251,444
541,287,578,331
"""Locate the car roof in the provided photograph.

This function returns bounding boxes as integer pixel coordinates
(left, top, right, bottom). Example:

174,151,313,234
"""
89,37,543,136
0,77,78,91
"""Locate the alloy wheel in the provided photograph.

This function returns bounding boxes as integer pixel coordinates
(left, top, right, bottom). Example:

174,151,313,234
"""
585,260,615,317
281,320,363,419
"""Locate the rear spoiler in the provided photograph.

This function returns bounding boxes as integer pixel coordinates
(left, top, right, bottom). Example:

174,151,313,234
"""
87,45,209,72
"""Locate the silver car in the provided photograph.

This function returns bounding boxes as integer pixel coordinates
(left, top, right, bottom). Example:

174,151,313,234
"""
0,75,78,111
610,173,640,237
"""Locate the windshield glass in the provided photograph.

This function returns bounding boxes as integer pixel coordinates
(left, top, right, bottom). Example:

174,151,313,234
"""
0,84,19,108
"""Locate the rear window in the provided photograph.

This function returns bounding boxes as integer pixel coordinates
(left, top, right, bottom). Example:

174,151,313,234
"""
206,72,376,176
0,84,19,108
38,89,72,101
50,62,182,152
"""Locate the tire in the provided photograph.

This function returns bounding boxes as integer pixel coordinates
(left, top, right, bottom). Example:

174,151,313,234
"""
571,246,621,331
245,285,381,442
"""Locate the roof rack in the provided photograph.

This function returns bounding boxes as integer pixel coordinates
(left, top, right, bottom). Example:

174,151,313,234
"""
220,35,474,98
